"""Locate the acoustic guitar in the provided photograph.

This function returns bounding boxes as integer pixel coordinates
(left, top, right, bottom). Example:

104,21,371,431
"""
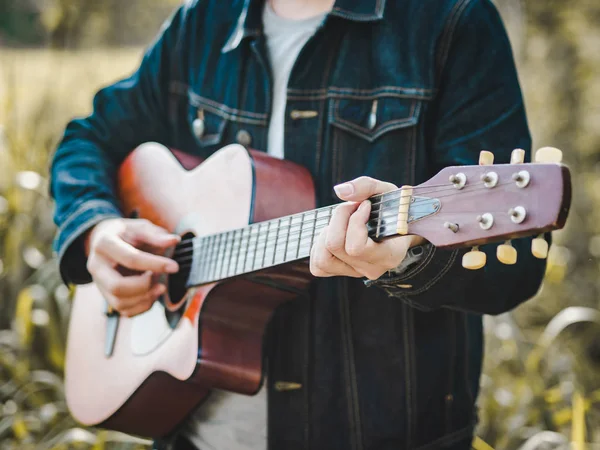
64,143,571,438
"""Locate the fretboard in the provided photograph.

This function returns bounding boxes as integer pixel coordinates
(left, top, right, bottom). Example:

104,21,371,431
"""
186,190,405,287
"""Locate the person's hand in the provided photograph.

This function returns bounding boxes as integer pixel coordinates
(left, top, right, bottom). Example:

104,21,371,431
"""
310,177,424,281
85,218,180,317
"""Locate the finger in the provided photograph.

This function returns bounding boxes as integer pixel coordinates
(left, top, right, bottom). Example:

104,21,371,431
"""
310,227,363,278
383,235,416,268
345,200,402,268
104,283,166,314
96,235,179,273
94,264,154,298
345,200,373,258
124,284,166,317
334,176,397,202
325,202,359,260
124,219,181,248
359,236,416,277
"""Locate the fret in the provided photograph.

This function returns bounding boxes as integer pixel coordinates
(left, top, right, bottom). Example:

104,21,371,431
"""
307,210,319,258
200,236,210,281
283,216,292,263
244,226,251,273
204,235,215,283
244,226,255,273
218,231,229,280
252,223,261,271
197,236,206,284
234,228,243,276
210,233,221,282
223,232,230,275
287,215,300,262
212,232,221,281
241,227,249,275
272,218,281,266
213,233,223,280
250,226,259,272
189,237,200,284
296,213,305,259
262,221,270,269
226,230,236,278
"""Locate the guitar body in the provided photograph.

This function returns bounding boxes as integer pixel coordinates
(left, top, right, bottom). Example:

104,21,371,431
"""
65,143,315,437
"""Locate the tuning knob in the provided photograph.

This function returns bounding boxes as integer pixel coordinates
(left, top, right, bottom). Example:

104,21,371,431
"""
535,147,563,163
531,234,549,259
497,241,517,265
511,149,525,164
462,247,487,270
479,151,494,165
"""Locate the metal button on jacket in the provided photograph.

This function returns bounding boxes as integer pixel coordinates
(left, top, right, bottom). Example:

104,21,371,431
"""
192,118,205,138
236,129,252,147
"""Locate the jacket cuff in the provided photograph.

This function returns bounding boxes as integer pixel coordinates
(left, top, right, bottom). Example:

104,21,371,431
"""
53,199,123,285
366,244,463,310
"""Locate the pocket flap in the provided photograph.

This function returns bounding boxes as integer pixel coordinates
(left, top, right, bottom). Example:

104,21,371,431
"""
329,96,422,142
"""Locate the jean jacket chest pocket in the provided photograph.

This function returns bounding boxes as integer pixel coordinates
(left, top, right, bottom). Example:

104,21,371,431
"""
327,95,424,186
185,90,269,155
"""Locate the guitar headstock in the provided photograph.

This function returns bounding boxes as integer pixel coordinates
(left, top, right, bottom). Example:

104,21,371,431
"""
403,148,571,269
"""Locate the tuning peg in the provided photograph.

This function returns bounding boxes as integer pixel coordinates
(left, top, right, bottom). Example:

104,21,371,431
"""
462,247,487,270
531,234,549,259
534,146,563,163
497,241,517,265
479,151,494,165
511,149,525,164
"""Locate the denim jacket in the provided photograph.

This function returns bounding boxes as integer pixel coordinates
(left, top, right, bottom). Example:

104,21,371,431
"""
49,0,547,448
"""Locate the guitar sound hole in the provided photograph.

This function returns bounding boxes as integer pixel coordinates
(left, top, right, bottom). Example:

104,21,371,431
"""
166,232,194,310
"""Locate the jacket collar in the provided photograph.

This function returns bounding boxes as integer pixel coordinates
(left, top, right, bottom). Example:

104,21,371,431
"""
222,0,386,53
329,0,386,22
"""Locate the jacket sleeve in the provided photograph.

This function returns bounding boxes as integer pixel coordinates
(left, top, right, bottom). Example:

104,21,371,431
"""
368,0,548,315
49,4,191,285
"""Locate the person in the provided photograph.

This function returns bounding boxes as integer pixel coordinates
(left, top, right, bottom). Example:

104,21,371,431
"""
49,0,548,449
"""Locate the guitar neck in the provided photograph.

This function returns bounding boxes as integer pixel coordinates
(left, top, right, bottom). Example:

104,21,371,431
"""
185,188,433,286
187,204,335,286
184,152,572,286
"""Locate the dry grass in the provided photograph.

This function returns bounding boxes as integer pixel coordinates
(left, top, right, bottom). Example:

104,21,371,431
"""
0,48,143,168
0,47,152,449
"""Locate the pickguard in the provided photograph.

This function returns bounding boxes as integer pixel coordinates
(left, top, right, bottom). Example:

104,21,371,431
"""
130,301,175,356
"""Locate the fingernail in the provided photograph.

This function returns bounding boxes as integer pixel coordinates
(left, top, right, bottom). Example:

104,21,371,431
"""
155,284,166,295
358,201,370,212
166,262,179,273
334,183,354,197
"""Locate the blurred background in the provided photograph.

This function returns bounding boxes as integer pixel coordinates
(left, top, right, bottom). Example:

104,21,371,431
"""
0,0,599,449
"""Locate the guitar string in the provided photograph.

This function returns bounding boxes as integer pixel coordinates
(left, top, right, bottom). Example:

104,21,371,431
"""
173,179,519,261
174,195,520,271
173,187,515,260
172,176,520,248
175,206,521,274
173,173,529,281
171,204,437,259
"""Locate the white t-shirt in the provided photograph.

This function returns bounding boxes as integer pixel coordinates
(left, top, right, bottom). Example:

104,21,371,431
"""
263,3,326,159
183,4,325,450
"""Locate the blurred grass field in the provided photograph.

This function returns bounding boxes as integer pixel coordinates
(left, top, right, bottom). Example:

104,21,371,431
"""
0,48,153,449
2,3,600,447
